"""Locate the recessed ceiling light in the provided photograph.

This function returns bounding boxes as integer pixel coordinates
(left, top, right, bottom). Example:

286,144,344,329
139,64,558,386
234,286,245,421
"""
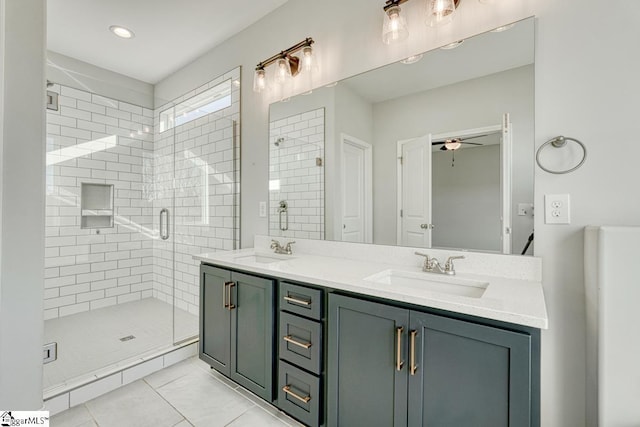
440,40,464,50
400,54,424,65
325,82,338,88
109,25,135,39
491,23,516,33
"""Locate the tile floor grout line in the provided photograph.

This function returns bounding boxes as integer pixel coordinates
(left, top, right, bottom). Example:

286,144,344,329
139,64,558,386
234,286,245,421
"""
82,402,102,427
145,379,195,426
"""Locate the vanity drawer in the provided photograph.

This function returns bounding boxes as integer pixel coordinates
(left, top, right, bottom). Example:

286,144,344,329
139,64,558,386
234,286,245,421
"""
279,311,322,375
280,282,323,320
278,360,321,427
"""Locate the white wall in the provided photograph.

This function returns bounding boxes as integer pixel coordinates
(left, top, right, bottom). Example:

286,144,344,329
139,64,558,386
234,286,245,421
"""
0,0,46,409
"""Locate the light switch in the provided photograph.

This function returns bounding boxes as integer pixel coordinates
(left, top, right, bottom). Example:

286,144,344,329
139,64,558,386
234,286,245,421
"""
545,194,570,224
518,203,534,216
259,201,267,218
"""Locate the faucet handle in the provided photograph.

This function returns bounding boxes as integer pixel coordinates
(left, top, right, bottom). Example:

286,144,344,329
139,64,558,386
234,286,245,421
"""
444,255,465,275
415,252,431,271
284,241,295,253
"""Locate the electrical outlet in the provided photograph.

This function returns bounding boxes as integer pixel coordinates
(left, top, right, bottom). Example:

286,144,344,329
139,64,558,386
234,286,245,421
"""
259,201,267,218
545,194,570,224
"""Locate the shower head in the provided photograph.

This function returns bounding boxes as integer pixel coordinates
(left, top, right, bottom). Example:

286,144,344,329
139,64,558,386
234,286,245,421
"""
46,80,54,88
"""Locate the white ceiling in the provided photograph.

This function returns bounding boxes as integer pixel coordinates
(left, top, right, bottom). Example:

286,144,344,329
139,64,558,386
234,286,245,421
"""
47,0,288,84
343,18,534,104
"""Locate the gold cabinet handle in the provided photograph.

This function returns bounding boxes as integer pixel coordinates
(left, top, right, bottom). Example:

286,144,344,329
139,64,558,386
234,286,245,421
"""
227,282,235,310
396,326,404,371
284,295,311,306
410,330,418,376
223,281,229,309
282,385,311,403
283,335,312,349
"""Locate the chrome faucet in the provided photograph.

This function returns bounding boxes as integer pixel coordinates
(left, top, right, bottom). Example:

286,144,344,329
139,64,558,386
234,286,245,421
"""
271,239,295,255
415,252,465,275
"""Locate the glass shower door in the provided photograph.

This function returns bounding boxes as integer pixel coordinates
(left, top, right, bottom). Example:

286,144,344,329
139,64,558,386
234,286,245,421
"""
171,113,239,343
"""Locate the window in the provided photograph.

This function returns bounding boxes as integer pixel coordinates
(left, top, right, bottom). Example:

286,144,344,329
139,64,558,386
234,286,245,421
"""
159,79,232,132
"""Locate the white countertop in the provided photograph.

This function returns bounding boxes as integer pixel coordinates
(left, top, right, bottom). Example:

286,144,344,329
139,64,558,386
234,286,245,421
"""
194,244,548,329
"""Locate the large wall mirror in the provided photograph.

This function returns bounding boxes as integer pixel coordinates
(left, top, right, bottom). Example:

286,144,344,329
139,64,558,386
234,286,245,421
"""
269,17,534,255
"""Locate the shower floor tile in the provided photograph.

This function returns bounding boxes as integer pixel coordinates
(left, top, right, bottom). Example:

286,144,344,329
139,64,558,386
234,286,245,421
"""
51,357,304,427
44,298,198,391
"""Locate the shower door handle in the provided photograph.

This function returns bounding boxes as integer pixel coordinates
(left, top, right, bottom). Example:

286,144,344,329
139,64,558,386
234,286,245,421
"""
160,208,170,240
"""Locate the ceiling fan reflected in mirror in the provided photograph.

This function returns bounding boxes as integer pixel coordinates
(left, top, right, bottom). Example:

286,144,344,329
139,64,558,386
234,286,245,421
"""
432,134,488,151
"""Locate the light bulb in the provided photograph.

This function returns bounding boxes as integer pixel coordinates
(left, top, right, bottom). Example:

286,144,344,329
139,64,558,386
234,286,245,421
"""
302,46,314,72
426,0,457,27
445,140,462,150
382,5,409,45
253,68,266,93
275,58,291,85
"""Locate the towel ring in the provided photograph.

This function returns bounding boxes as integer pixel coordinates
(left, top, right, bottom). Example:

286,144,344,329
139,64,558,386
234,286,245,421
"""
536,136,587,174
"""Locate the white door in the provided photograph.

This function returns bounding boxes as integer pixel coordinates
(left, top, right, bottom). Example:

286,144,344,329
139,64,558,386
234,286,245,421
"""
341,135,372,243
398,136,432,247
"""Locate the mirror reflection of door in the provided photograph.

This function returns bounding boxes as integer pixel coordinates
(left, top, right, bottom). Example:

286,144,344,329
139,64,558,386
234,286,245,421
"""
397,115,512,253
397,135,433,248
340,134,372,243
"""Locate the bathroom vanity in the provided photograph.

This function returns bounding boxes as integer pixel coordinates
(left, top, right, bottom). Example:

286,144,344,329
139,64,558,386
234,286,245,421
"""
195,236,547,427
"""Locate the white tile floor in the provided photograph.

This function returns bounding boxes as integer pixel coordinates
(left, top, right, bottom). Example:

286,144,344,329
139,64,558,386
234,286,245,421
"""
51,357,304,427
44,298,198,391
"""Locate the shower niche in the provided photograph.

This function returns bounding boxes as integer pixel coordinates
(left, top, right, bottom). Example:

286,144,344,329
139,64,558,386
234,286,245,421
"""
80,182,114,229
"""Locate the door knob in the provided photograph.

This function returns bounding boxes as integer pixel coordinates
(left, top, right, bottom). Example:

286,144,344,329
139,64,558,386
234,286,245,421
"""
420,224,434,230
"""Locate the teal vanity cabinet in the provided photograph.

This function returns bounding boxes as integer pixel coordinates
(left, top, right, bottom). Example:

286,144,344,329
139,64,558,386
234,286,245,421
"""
328,294,536,427
199,264,275,401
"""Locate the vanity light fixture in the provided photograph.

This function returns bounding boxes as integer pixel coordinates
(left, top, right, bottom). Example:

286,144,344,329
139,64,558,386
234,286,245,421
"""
253,37,316,95
382,0,410,45
381,0,463,45
109,25,135,39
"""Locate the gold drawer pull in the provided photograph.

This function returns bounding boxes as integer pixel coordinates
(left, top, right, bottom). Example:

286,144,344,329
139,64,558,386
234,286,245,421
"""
284,295,311,306
410,330,418,376
282,385,311,403
283,335,312,349
396,326,404,371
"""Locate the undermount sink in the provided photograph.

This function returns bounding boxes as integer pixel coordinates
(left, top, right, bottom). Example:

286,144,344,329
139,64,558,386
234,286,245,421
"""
364,269,489,299
233,252,295,264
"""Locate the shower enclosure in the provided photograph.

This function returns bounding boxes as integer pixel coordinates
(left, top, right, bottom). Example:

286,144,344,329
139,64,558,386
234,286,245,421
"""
43,68,240,396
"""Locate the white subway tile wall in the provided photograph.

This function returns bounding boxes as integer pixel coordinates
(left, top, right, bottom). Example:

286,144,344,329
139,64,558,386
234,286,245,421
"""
45,67,240,321
45,84,155,320
269,108,324,240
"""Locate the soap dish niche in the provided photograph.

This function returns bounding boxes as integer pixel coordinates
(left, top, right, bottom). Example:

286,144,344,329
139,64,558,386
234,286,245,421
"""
81,183,114,229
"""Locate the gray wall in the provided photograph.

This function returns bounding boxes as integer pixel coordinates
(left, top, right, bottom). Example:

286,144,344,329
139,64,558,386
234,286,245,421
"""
0,0,46,409
432,145,501,252
372,65,534,252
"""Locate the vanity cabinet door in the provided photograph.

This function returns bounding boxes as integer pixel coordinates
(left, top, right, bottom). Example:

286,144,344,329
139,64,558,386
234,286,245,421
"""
199,265,232,376
327,294,410,427
229,271,275,402
407,311,532,427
